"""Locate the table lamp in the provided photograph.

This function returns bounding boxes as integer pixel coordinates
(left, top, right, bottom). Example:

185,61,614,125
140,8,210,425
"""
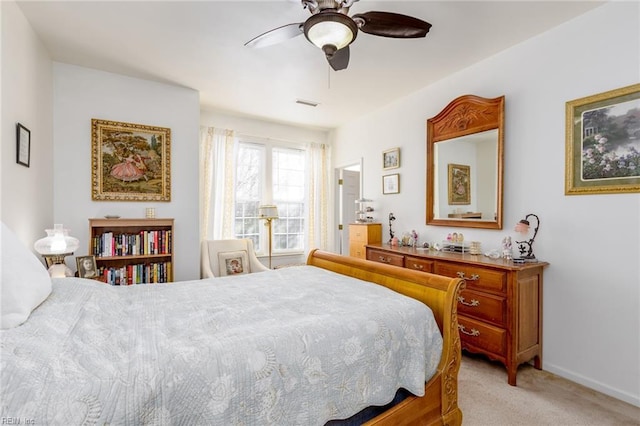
514,213,540,261
34,224,79,277
258,205,279,269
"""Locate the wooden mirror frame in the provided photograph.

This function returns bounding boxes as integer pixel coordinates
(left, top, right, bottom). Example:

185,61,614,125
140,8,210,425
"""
426,94,505,229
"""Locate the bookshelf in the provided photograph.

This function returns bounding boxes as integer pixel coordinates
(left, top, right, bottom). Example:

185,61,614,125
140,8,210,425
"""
88,218,174,284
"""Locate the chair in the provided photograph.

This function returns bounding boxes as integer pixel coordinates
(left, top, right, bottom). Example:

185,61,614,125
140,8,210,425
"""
200,239,270,278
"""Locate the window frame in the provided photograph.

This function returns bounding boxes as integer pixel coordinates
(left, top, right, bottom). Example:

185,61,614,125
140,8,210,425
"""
234,136,307,256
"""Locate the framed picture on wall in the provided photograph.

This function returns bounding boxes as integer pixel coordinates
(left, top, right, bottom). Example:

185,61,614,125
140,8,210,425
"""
383,173,400,194
565,83,640,195
16,123,30,167
91,119,171,201
448,163,471,205
382,147,400,170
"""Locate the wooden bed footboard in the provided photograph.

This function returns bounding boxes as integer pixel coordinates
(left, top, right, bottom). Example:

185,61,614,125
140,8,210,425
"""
307,250,464,426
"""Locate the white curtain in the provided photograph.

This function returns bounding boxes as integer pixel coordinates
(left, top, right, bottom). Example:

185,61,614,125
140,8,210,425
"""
306,142,330,252
199,126,236,241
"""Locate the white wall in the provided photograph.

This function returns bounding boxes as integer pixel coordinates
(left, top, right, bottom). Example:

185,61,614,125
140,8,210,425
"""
53,64,201,281
1,0,53,247
331,2,639,406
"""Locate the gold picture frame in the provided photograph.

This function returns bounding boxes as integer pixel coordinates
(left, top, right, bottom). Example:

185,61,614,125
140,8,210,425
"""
91,119,171,201
382,173,400,194
565,83,640,195
448,163,471,205
382,147,400,170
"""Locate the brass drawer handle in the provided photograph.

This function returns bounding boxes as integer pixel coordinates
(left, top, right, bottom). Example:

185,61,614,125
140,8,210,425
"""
411,263,424,270
458,296,480,307
458,324,480,337
456,271,480,281
378,256,391,263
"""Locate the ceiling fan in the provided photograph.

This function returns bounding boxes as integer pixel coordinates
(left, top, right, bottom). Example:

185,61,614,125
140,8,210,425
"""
245,0,432,71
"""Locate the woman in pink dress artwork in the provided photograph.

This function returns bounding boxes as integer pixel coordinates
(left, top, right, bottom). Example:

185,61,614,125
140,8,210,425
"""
111,153,148,182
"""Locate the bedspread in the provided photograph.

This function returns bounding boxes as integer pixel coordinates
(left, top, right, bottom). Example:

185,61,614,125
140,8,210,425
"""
0,265,442,425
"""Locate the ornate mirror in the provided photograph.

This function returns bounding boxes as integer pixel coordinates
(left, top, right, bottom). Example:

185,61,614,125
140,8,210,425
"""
426,94,504,229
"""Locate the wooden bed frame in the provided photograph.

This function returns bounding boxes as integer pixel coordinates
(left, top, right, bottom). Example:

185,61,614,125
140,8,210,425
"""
307,249,464,426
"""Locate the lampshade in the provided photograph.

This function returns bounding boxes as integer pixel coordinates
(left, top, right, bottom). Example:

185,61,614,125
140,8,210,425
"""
514,219,530,234
34,224,79,255
258,205,279,220
304,12,358,55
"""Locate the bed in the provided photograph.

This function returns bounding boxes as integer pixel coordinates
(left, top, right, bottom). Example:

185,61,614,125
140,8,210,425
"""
1,222,464,425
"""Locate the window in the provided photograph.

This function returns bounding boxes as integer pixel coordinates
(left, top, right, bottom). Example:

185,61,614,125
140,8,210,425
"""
234,140,306,254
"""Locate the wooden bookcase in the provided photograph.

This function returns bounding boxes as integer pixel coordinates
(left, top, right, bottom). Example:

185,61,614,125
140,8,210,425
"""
88,218,174,284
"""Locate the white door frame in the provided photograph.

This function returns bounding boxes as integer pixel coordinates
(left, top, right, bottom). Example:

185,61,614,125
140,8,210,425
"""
334,158,363,254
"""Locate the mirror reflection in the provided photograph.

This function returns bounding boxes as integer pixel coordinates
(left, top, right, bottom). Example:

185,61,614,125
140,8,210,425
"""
433,129,498,221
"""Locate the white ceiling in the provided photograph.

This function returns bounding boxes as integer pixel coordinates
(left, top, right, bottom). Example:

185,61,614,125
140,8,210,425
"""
17,1,604,130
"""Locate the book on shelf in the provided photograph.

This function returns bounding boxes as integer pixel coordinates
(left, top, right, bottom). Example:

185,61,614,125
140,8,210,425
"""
93,230,172,257
98,261,172,285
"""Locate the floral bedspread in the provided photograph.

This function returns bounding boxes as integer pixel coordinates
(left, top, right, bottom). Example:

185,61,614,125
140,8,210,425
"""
1,265,442,425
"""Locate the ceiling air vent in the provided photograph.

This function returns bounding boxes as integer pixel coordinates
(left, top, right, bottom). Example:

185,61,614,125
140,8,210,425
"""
296,99,319,107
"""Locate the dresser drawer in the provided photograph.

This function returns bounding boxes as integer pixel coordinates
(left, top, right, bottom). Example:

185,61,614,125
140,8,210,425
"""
349,227,369,243
405,255,434,273
434,262,506,294
349,224,381,244
458,316,507,356
349,243,366,259
457,289,506,327
366,249,404,267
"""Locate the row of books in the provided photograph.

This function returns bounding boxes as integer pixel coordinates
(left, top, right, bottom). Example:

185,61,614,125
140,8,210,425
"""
98,261,172,285
92,230,172,257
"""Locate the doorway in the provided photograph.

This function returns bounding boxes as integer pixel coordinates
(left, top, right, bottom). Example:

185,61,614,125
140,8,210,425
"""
334,160,362,255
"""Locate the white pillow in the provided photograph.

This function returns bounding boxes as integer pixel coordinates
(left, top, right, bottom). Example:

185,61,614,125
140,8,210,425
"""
1,222,52,329
218,250,250,276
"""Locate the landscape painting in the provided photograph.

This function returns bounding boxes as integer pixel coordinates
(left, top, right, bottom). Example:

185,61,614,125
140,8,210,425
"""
566,84,640,194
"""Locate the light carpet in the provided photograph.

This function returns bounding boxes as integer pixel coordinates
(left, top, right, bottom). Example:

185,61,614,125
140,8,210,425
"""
458,354,640,425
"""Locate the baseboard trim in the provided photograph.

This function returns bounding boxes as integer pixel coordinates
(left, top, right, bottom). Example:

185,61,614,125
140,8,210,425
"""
544,363,640,408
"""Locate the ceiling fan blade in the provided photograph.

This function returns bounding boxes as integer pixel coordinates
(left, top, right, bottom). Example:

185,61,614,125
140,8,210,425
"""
245,23,304,48
352,11,432,38
327,46,350,71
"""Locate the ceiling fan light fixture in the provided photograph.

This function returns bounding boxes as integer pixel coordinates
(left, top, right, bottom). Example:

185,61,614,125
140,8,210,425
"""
304,11,357,53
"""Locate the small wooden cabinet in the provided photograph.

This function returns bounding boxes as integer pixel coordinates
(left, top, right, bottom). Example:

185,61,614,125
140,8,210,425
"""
366,243,548,386
348,223,382,259
89,218,174,284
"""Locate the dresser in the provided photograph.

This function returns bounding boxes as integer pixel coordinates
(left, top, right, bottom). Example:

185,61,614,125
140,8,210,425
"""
366,243,548,386
348,223,382,259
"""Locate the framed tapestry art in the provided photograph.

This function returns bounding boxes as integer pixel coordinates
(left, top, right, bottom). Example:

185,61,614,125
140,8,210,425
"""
448,163,471,204
92,119,171,201
565,83,640,195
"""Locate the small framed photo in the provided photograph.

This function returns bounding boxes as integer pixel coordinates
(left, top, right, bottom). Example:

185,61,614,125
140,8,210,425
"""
565,83,640,195
383,173,400,194
76,255,99,279
383,147,400,170
16,123,31,167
